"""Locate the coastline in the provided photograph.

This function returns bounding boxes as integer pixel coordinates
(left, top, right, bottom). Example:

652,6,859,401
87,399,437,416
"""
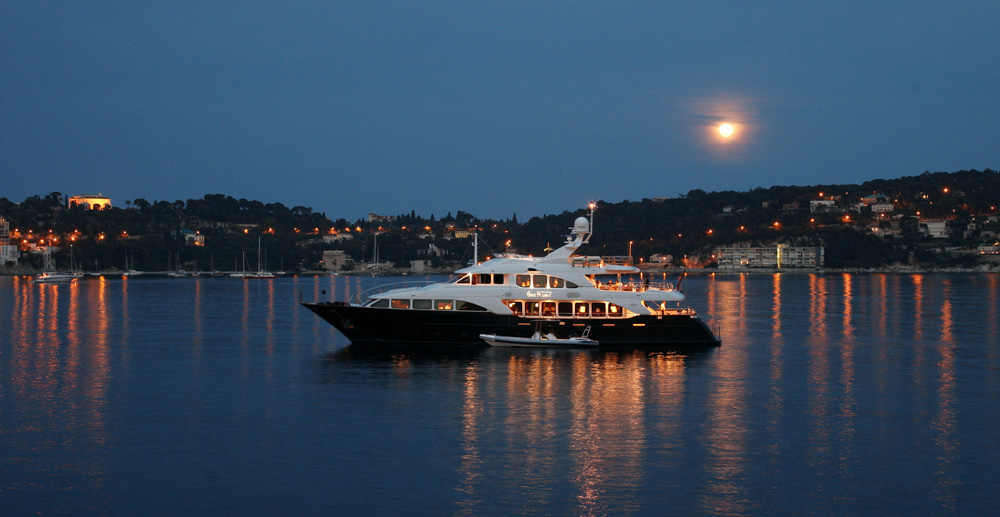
5,265,1000,277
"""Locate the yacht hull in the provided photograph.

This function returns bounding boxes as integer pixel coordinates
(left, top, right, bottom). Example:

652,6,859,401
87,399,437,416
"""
302,302,721,347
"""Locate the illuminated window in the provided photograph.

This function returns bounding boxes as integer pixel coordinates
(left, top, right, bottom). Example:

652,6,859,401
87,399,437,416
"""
525,301,540,316
609,304,623,317
436,300,454,310
549,276,564,288
592,302,607,317
541,302,556,316
391,299,410,309
507,301,522,315
516,275,531,287
575,302,590,317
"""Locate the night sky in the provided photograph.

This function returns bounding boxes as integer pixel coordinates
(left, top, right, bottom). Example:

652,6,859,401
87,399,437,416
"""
2,2,998,221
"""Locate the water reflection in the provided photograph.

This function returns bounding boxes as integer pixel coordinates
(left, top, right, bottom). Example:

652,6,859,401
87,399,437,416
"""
933,279,958,510
3,277,111,504
3,273,998,514
324,345,711,514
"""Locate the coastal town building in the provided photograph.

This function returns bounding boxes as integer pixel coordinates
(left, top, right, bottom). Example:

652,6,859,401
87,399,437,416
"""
809,200,838,213
69,194,112,210
871,202,894,213
0,216,17,266
181,229,205,246
648,253,673,264
919,220,950,238
322,250,354,271
715,244,824,269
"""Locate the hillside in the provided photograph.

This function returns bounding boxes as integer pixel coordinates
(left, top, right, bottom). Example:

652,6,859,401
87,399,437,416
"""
2,169,998,272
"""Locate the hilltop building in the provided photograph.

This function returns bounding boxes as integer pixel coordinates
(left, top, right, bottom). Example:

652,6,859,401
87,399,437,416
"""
368,213,396,223
69,194,112,210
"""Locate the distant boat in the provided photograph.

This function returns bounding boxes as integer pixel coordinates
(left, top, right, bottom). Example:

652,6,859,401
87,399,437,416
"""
33,248,83,283
32,271,81,283
123,256,144,277
166,251,188,278
233,237,276,279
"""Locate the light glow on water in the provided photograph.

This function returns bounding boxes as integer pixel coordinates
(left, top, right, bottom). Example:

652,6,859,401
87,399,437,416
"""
1,274,999,514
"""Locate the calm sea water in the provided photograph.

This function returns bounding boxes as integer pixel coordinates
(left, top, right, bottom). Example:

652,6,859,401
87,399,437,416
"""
1,273,998,515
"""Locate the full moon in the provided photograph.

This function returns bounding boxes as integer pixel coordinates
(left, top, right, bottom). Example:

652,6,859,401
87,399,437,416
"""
718,123,734,138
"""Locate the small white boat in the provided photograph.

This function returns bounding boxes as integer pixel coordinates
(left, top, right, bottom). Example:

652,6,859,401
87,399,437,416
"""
32,271,81,283
480,325,598,348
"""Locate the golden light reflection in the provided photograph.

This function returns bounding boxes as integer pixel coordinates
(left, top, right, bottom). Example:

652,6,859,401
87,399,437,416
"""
876,275,889,340
192,277,203,360
933,279,958,507
456,362,483,515
265,279,276,354
809,274,827,340
7,277,110,484
771,273,782,338
913,275,924,340
701,343,750,514
454,350,691,514
841,273,853,337
990,275,999,338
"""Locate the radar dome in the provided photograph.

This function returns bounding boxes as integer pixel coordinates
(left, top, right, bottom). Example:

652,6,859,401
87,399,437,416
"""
573,217,590,234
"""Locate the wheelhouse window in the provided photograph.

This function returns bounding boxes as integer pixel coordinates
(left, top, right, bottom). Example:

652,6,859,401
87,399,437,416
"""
413,299,432,310
515,274,531,287
436,300,453,310
391,299,410,309
369,299,389,308
456,275,471,284
475,273,504,285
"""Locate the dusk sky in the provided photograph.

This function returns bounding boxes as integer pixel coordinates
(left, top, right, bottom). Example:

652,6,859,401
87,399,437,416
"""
3,2,998,221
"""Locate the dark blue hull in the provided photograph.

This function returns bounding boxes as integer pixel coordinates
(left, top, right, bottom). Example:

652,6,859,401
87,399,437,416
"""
302,302,721,347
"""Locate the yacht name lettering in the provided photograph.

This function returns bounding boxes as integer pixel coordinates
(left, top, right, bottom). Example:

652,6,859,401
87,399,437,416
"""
526,290,552,298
